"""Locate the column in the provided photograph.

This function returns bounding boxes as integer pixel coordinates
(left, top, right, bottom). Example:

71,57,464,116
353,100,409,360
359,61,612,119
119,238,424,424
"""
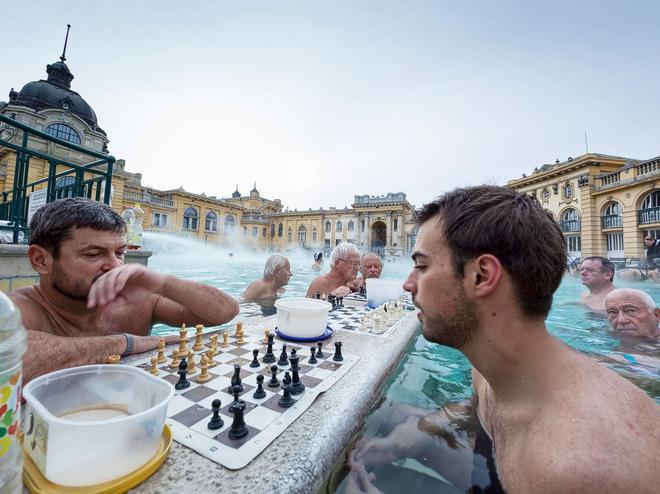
365,212,371,250
386,212,393,248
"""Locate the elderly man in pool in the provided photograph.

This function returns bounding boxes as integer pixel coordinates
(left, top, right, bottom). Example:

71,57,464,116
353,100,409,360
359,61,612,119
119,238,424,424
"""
348,186,659,494
605,288,659,340
579,256,616,311
242,254,292,302
306,242,360,299
346,252,383,292
9,198,239,384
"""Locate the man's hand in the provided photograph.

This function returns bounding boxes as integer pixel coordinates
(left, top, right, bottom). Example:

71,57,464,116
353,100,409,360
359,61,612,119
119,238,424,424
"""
331,286,352,298
346,278,364,292
344,462,382,494
87,264,167,309
350,416,422,469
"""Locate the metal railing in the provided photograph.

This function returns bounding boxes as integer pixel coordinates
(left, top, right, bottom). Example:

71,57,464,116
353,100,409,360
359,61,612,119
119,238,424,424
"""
601,214,623,229
638,207,660,225
559,220,581,232
123,190,174,208
0,114,115,243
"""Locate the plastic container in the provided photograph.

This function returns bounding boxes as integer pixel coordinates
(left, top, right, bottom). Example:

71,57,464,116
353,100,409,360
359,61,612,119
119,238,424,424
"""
274,297,332,338
0,291,27,494
22,364,173,487
366,278,404,308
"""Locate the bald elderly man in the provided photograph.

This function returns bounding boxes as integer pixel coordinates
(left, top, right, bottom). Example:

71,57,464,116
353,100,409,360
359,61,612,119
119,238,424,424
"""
605,288,659,340
306,243,360,298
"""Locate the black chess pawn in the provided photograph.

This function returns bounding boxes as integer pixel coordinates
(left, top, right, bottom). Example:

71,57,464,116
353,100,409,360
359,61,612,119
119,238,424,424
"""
268,364,280,388
250,348,260,368
175,358,190,390
333,341,344,362
278,372,295,408
263,334,276,363
316,341,325,358
228,364,243,393
338,297,344,308
308,346,318,364
277,343,289,367
207,399,224,430
328,295,336,310
359,285,366,297
228,400,249,440
289,352,305,395
253,374,266,399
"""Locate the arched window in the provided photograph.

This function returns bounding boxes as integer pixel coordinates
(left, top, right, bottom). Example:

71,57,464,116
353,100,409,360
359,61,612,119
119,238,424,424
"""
336,221,342,232
347,220,354,232
270,223,275,237
278,223,283,237
183,207,198,230
641,190,660,210
312,227,317,242
287,228,292,242
205,211,218,232
224,214,235,234
298,225,307,245
252,227,258,237
325,221,331,233
45,123,81,144
560,208,580,232
55,176,76,198
639,190,660,224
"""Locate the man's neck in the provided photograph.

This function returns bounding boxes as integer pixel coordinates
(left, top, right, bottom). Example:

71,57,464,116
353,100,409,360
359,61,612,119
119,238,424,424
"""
37,282,97,323
587,282,613,296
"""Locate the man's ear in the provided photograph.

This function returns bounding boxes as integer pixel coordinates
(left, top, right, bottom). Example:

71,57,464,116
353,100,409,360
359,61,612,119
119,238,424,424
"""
463,254,503,299
27,245,52,275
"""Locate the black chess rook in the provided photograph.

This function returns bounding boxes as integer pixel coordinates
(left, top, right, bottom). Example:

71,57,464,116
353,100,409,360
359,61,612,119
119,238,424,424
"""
228,400,249,440
333,341,344,362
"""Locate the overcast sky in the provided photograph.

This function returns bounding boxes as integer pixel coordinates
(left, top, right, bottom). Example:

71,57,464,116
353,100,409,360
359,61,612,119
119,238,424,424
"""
2,1,659,210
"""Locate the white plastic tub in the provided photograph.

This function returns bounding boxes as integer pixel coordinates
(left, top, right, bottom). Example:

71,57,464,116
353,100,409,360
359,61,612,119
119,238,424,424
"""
274,297,332,338
22,364,173,487
366,278,404,308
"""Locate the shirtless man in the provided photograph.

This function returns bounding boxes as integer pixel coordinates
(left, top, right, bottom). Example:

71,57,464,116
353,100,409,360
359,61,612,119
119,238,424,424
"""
579,256,616,311
9,198,239,384
311,252,324,272
347,253,383,292
350,186,659,493
306,243,360,298
242,254,292,301
605,288,659,340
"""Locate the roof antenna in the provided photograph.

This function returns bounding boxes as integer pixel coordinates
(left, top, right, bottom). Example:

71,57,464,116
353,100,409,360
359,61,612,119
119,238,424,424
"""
584,131,589,154
60,24,71,62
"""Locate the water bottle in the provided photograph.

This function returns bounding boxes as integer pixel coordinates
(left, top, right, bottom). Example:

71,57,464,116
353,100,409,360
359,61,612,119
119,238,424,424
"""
0,291,27,494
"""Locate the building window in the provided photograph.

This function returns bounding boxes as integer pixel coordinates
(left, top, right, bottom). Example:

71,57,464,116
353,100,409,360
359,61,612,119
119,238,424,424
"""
348,220,354,232
313,230,317,242
45,123,81,144
325,221,331,233
224,214,235,234
559,208,580,232
602,202,622,229
263,227,267,237
298,225,307,245
54,176,76,198
278,223,283,237
336,221,342,232
252,227,258,237
205,211,218,232
563,182,574,199
243,226,247,235
288,229,292,242
335,239,341,246
183,207,198,230
393,218,398,231
324,239,331,249
606,232,624,255
271,223,275,237
565,235,581,254
153,212,168,227
361,220,365,231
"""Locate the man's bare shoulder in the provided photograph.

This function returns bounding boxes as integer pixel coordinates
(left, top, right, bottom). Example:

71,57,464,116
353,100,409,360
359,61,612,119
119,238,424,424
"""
9,286,51,331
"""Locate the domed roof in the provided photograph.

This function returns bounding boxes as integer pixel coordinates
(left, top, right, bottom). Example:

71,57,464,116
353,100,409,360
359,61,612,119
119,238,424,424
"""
8,60,104,134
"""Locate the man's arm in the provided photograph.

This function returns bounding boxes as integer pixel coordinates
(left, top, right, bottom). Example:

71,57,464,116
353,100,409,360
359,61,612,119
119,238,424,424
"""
23,330,179,384
88,264,239,327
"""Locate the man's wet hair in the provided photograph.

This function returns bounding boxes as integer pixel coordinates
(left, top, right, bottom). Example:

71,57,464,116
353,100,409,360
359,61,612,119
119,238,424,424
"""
417,185,566,318
29,198,126,258
581,256,615,277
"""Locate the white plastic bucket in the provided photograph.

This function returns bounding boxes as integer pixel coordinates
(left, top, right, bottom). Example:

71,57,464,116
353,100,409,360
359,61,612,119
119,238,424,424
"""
274,297,332,338
22,364,173,486
366,278,404,308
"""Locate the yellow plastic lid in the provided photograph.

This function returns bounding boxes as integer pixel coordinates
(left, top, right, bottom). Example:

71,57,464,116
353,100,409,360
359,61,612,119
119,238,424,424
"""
23,425,172,494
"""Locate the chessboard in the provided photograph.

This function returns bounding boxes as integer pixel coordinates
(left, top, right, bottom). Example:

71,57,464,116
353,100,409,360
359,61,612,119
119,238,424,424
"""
129,326,358,470
327,302,412,337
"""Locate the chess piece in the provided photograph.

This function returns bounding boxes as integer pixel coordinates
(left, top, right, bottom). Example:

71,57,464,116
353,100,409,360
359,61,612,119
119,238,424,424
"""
169,349,181,368
221,330,229,348
277,344,289,367
193,324,205,351
187,351,197,374
263,329,270,343
208,333,218,352
150,356,159,376
338,297,344,308
236,330,245,346
289,352,305,395
175,359,190,390
197,355,212,383
228,400,249,440
107,354,120,364
263,334,276,363
235,321,244,338
308,346,318,364
156,338,166,363
315,292,321,299
250,348,260,368
228,364,243,393
207,399,224,430
206,347,218,367
316,341,325,358
229,384,242,412
253,374,266,399
278,372,295,408
178,324,188,357
268,364,280,388
333,341,344,362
